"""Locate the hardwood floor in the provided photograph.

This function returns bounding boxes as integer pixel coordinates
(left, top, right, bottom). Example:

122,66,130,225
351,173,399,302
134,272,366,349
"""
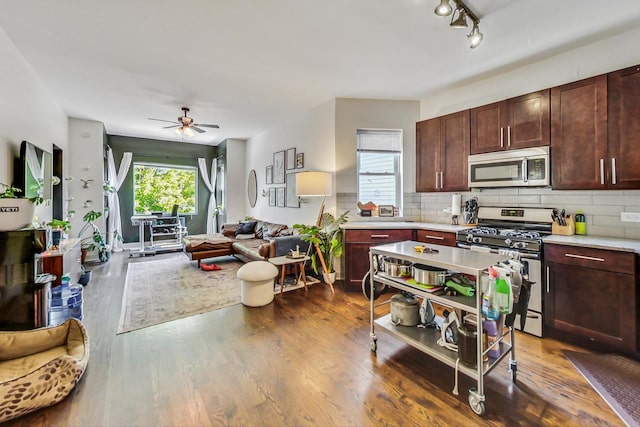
5,252,622,426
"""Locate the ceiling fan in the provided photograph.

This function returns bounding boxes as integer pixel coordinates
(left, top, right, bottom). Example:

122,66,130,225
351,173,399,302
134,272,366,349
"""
148,107,219,137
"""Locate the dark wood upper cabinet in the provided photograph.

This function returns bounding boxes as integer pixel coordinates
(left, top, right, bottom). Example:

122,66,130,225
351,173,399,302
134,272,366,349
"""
416,111,469,192
608,64,640,189
551,75,608,189
470,90,550,154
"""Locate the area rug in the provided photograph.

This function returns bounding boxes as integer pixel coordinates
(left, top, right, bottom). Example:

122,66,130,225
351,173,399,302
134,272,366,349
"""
117,256,321,334
564,350,640,426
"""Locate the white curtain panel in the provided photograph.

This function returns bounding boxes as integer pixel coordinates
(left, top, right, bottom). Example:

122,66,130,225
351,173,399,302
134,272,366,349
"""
106,149,132,251
198,157,217,234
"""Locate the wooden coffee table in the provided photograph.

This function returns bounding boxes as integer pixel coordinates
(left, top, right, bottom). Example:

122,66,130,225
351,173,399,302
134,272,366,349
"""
268,255,310,295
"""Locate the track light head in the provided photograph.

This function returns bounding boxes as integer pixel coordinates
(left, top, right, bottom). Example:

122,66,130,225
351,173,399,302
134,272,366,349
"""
434,0,453,16
450,8,468,28
467,22,483,48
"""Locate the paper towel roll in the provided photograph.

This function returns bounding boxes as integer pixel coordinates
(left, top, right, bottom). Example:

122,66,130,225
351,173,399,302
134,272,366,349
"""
451,194,461,216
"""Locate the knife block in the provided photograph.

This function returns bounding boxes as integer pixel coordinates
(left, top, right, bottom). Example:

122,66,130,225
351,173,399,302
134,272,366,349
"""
552,217,575,235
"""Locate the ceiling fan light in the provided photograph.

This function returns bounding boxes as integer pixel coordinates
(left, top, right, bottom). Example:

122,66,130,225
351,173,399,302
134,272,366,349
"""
468,23,483,48
450,8,468,28
434,0,453,16
183,126,195,137
174,127,183,136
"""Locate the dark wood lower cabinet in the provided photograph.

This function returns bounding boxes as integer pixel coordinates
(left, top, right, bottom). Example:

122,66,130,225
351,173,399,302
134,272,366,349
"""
343,229,414,292
544,244,637,354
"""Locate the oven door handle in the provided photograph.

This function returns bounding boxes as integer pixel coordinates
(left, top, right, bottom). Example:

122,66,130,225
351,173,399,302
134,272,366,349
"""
522,159,528,183
457,243,541,260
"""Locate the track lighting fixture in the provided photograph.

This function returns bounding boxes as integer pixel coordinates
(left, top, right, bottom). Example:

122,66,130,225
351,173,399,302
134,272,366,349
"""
433,0,483,48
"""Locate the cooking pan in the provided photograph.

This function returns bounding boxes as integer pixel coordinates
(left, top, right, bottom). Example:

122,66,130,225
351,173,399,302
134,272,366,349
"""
412,264,447,285
383,257,412,277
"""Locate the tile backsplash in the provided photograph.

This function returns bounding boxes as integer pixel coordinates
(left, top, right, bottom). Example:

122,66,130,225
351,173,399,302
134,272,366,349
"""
337,188,640,240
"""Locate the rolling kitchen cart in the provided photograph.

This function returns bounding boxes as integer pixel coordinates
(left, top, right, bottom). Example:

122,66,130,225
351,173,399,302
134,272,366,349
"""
368,241,517,415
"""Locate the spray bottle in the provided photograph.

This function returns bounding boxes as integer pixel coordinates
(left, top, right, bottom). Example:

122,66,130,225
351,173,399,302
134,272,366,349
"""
482,267,499,320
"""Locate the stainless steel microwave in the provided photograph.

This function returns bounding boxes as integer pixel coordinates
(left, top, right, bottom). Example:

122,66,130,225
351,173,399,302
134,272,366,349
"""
468,147,550,188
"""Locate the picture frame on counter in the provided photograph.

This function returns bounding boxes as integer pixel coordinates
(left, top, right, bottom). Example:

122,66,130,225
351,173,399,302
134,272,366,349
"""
378,205,395,217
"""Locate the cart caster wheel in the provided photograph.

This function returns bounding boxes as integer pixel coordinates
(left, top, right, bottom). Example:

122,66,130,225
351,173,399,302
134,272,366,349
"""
468,388,485,415
370,340,377,352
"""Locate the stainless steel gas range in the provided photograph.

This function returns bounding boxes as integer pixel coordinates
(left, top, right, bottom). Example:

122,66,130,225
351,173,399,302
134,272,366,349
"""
456,207,555,337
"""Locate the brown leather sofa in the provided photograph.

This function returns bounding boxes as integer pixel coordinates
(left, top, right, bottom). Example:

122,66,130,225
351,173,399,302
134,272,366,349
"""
182,219,310,265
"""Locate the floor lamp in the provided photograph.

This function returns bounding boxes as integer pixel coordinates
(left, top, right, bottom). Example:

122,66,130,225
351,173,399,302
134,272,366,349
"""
295,171,334,293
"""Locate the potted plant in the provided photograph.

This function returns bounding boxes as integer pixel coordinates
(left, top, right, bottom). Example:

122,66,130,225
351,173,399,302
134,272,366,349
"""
0,182,43,231
294,211,349,283
78,209,120,264
47,218,71,246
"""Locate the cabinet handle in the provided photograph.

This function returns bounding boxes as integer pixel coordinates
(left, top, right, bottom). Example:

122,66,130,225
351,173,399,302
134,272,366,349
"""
546,266,550,293
600,158,605,185
435,172,439,190
424,235,445,240
500,127,504,148
440,171,443,189
507,125,511,147
370,234,390,238
611,158,617,185
564,253,605,262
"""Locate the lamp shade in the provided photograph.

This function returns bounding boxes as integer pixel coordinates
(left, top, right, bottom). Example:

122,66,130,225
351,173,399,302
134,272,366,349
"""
296,171,332,197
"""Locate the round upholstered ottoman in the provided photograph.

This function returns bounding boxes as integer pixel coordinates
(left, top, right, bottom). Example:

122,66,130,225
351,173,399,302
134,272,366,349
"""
237,261,279,307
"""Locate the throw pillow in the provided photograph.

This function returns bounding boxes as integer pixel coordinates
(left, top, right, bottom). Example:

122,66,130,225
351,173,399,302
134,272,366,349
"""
264,224,288,239
235,220,257,236
222,224,239,238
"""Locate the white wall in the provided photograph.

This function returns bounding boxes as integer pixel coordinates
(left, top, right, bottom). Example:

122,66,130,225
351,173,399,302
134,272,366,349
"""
245,100,336,226
224,138,246,224
0,27,68,223
67,119,106,240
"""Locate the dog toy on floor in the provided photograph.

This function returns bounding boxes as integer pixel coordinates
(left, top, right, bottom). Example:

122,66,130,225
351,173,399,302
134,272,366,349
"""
200,263,222,271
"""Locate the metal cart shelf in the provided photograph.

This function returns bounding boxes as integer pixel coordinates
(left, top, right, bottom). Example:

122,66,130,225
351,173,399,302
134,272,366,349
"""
368,240,517,415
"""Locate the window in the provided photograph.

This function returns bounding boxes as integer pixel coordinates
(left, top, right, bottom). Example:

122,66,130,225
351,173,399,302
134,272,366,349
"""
133,163,198,214
357,129,403,210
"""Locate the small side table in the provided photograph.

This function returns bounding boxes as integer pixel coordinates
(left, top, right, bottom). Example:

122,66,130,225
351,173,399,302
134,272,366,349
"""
268,255,310,295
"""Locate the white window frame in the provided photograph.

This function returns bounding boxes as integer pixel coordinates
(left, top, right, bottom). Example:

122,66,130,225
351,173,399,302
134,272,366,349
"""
132,162,199,215
356,129,403,213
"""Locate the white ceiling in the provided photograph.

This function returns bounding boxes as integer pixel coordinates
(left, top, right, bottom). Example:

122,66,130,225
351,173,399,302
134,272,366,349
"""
1,0,640,145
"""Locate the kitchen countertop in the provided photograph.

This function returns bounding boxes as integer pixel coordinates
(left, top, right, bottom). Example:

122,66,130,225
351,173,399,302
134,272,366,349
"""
544,235,640,254
341,221,474,232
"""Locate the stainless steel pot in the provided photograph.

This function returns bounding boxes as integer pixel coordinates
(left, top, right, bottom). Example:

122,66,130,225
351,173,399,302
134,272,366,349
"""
412,264,446,285
383,257,412,277
390,293,421,326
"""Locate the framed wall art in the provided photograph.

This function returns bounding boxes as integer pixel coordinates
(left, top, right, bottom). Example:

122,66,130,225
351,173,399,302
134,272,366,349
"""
269,188,276,206
296,153,304,169
273,151,285,184
265,165,273,184
286,172,299,208
276,187,285,207
286,148,296,170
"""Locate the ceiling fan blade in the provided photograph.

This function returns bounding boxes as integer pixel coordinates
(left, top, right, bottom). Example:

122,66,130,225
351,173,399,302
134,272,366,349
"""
149,118,179,124
162,125,180,129
193,123,220,129
191,126,206,134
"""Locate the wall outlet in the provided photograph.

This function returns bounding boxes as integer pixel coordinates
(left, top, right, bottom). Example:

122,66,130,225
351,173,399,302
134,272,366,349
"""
620,212,640,223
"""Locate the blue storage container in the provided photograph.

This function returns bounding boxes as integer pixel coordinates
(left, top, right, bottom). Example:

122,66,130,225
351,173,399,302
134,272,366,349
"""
49,282,83,326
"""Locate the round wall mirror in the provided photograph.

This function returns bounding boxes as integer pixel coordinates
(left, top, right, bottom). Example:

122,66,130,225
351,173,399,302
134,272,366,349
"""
247,169,257,208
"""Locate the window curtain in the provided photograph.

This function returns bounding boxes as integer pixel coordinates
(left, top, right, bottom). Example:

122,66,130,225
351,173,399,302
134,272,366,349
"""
198,157,217,234
106,148,132,251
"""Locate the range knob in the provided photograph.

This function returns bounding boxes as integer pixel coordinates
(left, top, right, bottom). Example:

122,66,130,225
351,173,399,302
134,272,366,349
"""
504,238,512,246
466,234,473,242
472,236,482,244
513,241,526,249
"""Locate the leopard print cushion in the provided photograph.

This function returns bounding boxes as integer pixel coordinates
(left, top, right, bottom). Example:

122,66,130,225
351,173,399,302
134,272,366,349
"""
0,319,90,423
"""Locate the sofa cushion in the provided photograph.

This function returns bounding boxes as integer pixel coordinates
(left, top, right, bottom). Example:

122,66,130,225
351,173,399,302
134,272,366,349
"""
236,220,257,236
232,239,267,260
264,224,288,240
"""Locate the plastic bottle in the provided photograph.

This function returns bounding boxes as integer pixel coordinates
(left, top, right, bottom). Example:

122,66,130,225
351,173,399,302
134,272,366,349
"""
482,319,500,358
575,210,586,235
482,267,499,320
495,273,512,314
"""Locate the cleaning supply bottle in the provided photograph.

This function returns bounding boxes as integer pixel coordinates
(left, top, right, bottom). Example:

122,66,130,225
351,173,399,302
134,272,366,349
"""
575,210,586,235
495,272,512,314
482,319,500,358
482,267,499,320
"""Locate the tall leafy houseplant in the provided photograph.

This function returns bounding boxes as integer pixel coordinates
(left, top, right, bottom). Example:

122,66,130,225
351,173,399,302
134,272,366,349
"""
78,210,120,263
294,211,349,275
